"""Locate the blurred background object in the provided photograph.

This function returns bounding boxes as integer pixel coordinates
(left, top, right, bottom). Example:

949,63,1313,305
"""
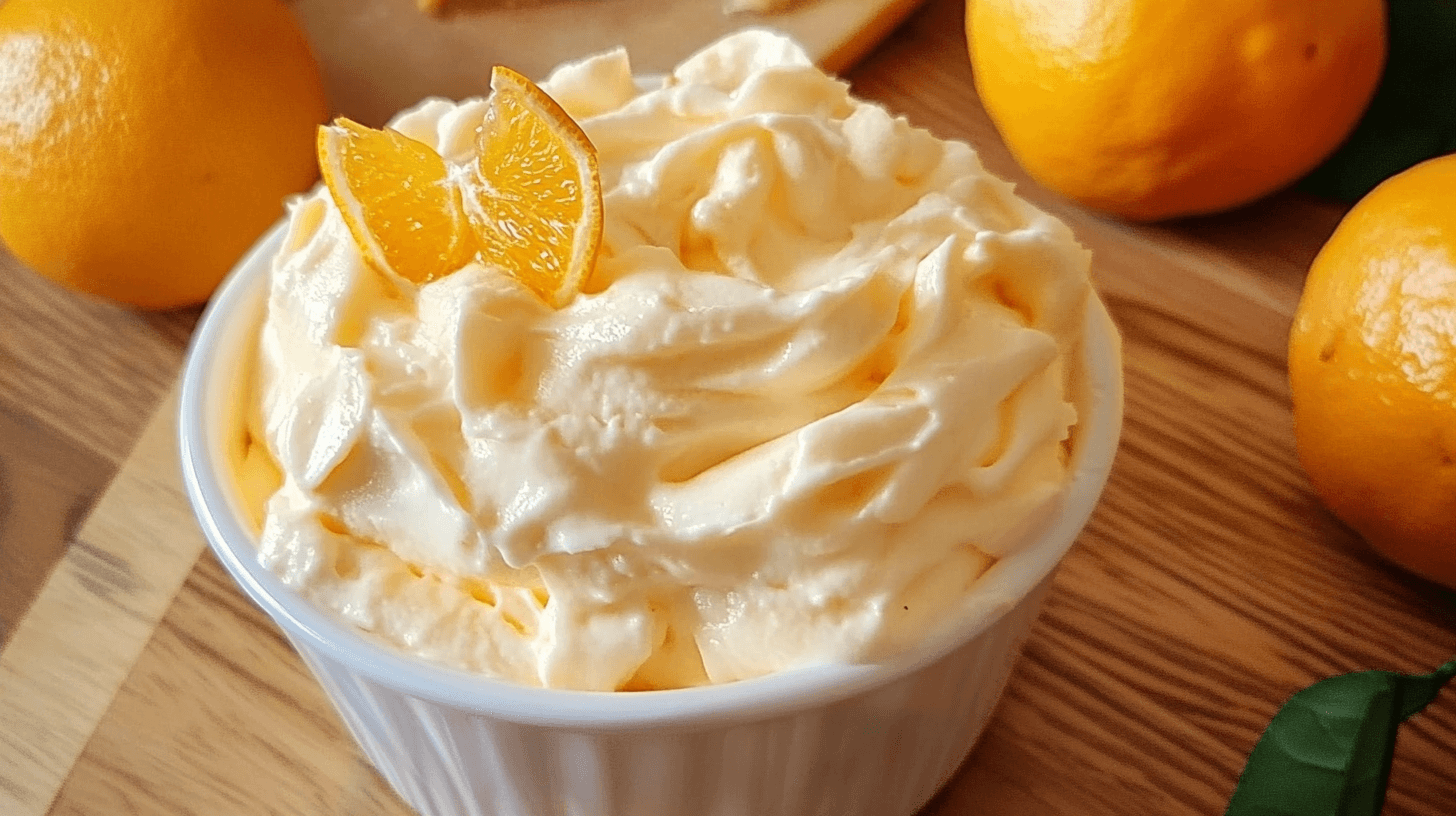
293,0,925,126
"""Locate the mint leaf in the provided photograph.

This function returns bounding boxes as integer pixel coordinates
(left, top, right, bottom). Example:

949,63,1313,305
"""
1299,0,1456,202
1223,659,1456,816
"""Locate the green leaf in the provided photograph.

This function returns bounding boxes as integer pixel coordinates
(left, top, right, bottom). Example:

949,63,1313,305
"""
1223,659,1456,816
1299,0,1456,202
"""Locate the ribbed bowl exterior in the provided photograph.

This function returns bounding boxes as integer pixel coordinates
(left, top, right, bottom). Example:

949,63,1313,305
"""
291,578,1050,816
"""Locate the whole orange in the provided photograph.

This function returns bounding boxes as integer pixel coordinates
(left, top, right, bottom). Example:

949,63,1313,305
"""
1289,153,1456,588
967,0,1387,221
0,0,327,309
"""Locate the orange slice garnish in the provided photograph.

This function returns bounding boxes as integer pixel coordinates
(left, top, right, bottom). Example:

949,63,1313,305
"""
318,117,474,285
315,70,602,307
467,66,603,309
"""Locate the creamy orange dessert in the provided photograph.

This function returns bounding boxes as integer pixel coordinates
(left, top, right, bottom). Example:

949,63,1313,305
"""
238,30,1096,691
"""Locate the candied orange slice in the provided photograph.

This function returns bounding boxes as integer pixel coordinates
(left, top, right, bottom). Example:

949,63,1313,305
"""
318,117,475,285
468,66,603,309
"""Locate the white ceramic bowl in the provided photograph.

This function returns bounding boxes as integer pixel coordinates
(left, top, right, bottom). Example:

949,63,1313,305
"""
179,222,1123,816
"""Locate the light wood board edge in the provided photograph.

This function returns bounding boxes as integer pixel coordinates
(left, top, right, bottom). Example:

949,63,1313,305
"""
0,387,206,816
803,0,928,74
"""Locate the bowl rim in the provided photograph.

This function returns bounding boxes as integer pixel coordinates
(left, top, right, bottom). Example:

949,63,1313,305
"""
178,221,1124,731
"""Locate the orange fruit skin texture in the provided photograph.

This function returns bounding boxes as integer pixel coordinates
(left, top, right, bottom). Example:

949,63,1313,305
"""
0,0,327,309
1289,154,1456,589
967,0,1387,221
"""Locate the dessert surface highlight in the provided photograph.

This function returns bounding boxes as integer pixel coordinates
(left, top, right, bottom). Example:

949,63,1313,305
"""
248,30,1094,691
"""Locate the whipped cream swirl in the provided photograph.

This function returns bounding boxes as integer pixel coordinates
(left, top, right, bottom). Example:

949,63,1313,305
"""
250,30,1093,690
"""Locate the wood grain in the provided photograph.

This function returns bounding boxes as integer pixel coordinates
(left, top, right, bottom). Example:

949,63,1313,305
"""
5,0,1456,813
0,247,197,641
0,228,199,809
0,390,211,815
50,551,408,816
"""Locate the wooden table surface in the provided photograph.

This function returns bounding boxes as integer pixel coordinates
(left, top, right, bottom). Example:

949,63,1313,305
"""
4,0,1456,814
